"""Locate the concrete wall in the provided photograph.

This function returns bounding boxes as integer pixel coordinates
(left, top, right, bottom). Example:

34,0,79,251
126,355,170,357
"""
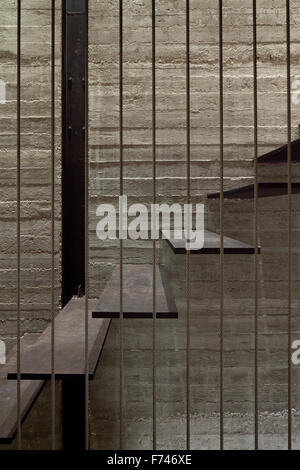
89,0,300,294
0,0,62,352
0,0,62,450
1,0,300,450
87,0,300,450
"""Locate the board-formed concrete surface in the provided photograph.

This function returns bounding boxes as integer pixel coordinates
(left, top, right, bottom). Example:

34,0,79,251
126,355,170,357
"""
1,0,300,449
0,1,62,352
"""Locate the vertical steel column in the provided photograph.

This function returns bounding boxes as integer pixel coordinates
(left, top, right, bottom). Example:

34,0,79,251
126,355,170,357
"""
84,0,89,450
286,0,292,451
252,0,259,450
61,0,87,307
16,0,22,451
219,0,224,451
152,0,157,451
61,379,86,448
61,0,87,449
186,0,191,451
119,0,124,451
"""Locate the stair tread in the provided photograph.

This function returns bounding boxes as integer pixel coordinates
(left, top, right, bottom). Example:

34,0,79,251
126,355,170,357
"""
0,334,44,442
258,138,300,163
92,264,178,319
7,298,111,380
164,229,258,254
208,182,300,199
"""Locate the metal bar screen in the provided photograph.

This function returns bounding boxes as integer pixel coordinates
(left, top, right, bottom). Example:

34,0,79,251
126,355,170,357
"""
84,0,90,450
8,0,297,452
219,0,224,450
253,0,259,450
16,0,21,450
286,0,292,451
186,0,191,451
119,0,124,451
51,0,56,451
152,0,157,451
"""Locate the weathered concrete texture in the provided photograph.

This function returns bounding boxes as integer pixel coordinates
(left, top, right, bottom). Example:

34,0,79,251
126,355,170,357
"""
89,209,300,449
0,381,62,451
0,1,62,348
87,0,300,450
88,0,300,246
1,0,300,451
0,1,62,450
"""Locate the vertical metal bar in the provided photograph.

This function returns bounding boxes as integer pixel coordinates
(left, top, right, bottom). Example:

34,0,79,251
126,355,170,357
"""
16,0,21,451
186,0,191,451
84,0,89,450
50,0,56,451
252,0,259,450
219,0,224,451
286,0,292,451
152,0,157,451
119,0,124,451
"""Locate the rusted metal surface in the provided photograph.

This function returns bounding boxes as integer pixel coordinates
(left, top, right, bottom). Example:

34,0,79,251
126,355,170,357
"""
253,0,259,449
152,0,157,450
219,0,224,449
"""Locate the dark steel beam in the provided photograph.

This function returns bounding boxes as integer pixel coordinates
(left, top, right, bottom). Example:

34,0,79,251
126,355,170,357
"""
62,0,87,306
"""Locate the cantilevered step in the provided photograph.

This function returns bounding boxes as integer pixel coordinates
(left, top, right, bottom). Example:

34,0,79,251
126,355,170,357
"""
0,334,44,442
8,297,110,380
92,264,178,319
164,230,258,254
258,138,300,163
208,182,300,200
